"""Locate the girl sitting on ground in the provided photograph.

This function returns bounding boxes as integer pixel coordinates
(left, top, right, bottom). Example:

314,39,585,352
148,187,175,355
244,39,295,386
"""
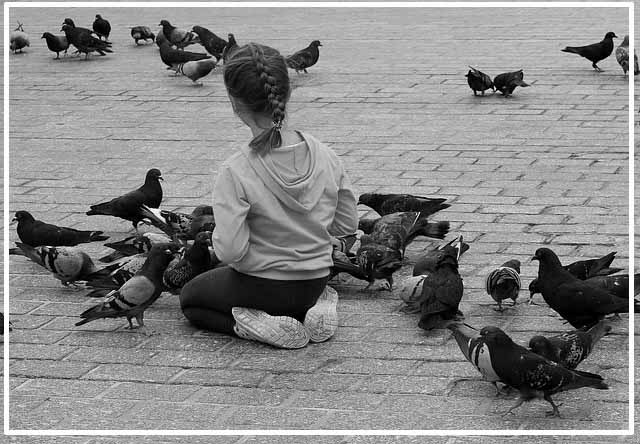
180,42,358,349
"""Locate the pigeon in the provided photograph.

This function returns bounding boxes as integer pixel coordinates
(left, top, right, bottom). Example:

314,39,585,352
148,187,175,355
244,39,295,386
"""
10,23,30,53
86,168,164,232
355,213,450,290
159,41,211,72
447,322,505,395
532,247,637,329
99,232,172,263
330,247,369,282
562,31,617,72
529,251,622,302
493,70,529,97
528,321,611,370
177,59,217,85
61,19,112,58
92,14,111,41
138,205,215,242
41,32,69,59
191,25,227,60
286,40,322,74
12,242,109,287
222,33,239,63
158,20,200,50
131,26,155,45
615,35,639,75
75,244,177,330
485,259,522,311
413,235,465,330
12,210,108,247
465,66,495,96
478,326,608,417
155,29,168,48
163,232,213,292
357,193,450,217
358,212,450,256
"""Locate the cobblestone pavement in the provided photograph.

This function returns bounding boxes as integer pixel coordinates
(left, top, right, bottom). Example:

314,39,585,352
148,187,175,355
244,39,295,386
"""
2,3,638,443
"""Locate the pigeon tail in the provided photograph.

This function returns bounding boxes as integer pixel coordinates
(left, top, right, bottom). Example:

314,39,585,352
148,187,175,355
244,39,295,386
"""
571,369,609,390
562,47,581,54
419,220,450,239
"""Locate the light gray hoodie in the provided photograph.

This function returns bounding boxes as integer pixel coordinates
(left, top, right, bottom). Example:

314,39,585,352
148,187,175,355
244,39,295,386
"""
211,132,358,280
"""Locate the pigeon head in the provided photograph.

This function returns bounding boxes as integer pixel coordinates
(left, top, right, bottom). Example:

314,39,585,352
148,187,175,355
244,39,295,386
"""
194,231,212,246
228,33,236,44
357,240,403,280
604,32,618,40
146,168,163,182
61,24,72,33
532,247,563,269
357,192,380,207
501,259,521,273
528,335,553,357
41,33,49,39
62,18,75,27
191,26,203,34
96,14,102,19
479,326,513,346
159,20,171,27
13,210,35,223
310,40,322,47
620,35,630,46
134,235,154,253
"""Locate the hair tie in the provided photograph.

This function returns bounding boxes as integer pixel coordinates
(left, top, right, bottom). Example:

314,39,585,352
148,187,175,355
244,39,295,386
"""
273,119,283,130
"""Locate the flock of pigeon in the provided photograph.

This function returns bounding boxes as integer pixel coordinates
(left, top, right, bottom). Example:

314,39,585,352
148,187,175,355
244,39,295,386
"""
465,31,638,97
10,15,323,86
7,13,638,421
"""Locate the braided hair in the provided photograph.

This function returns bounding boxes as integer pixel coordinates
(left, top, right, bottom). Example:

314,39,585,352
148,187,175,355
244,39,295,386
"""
223,43,290,155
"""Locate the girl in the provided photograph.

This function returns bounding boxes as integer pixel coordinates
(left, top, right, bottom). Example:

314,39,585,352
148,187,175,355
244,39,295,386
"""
180,42,358,349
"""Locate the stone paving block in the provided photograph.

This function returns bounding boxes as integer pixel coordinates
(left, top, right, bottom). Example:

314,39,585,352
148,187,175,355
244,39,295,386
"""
12,377,114,398
82,363,183,384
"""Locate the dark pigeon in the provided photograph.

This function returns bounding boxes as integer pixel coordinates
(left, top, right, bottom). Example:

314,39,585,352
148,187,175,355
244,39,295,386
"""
528,321,611,370
13,210,108,247
75,245,177,331
493,70,529,97
465,66,495,96
355,212,450,290
41,32,69,59
412,235,465,330
479,326,608,417
615,35,639,75
357,193,450,217
286,40,322,74
131,26,155,45
158,20,199,50
12,242,106,287
191,25,227,60
159,41,211,72
562,31,617,72
86,168,164,232
61,19,112,58
92,14,111,41
155,29,168,48
580,273,640,299
222,33,239,63
532,247,637,329
163,232,213,293
485,259,521,312
399,236,469,316
529,251,622,302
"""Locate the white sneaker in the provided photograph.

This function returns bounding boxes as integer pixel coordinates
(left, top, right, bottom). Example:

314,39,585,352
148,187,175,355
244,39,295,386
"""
231,307,309,349
304,286,339,343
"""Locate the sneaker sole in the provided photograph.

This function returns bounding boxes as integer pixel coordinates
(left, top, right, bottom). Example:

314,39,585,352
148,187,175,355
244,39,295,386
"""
304,286,339,343
232,307,309,349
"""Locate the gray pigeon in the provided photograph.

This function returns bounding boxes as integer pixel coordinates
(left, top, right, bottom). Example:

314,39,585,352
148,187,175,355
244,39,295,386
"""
10,23,30,53
41,32,69,59
177,59,217,85
615,35,639,75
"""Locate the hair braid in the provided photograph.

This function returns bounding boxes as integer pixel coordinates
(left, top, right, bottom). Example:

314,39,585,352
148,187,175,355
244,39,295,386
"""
223,42,290,155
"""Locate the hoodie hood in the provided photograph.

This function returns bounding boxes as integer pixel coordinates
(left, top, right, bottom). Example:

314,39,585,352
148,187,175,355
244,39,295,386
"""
240,132,326,213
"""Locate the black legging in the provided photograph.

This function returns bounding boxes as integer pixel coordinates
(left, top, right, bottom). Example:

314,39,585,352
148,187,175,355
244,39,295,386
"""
179,266,329,335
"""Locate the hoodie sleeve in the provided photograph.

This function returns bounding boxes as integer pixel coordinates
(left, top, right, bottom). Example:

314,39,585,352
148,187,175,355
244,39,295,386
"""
328,164,358,237
211,165,251,264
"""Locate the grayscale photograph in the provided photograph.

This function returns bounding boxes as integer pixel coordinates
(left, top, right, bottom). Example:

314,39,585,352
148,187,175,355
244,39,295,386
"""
2,3,636,441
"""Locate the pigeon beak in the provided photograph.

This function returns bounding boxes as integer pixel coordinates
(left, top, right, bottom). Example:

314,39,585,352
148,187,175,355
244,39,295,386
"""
530,255,539,262
10,217,17,224
159,176,164,181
